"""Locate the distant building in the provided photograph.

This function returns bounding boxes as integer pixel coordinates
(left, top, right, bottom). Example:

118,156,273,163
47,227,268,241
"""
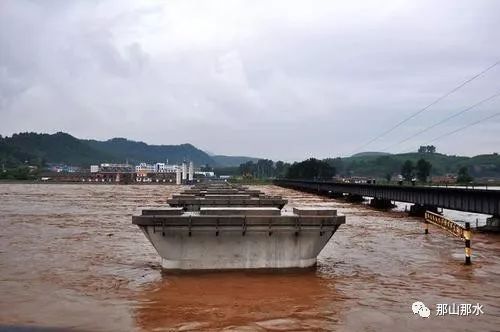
431,174,457,184
339,176,373,184
49,164,81,173
195,171,215,177
188,161,194,181
99,163,134,173
155,163,166,173
81,160,197,184
135,163,155,176
182,162,187,180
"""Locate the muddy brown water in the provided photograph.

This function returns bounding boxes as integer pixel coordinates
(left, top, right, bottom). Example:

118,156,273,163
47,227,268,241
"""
0,184,499,331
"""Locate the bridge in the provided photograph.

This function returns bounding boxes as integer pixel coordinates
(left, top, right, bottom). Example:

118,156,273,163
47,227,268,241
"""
273,179,500,230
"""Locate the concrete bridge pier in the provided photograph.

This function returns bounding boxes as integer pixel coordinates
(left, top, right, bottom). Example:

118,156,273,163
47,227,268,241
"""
484,215,500,232
345,194,364,203
328,191,345,199
409,204,439,217
369,198,396,210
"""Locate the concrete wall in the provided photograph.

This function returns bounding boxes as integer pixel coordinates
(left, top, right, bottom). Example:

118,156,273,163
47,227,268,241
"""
140,226,337,270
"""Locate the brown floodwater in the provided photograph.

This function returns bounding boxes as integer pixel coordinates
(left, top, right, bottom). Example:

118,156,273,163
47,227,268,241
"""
0,184,499,331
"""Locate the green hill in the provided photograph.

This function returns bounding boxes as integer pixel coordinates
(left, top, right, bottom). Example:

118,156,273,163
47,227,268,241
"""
0,132,116,167
350,151,392,157
0,132,250,168
211,155,260,167
85,138,213,166
326,152,500,179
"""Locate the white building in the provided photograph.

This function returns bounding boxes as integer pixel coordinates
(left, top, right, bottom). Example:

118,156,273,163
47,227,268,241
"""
188,161,194,181
132,161,195,183
90,165,99,173
182,162,187,180
176,168,181,184
165,164,180,173
135,163,155,174
195,171,215,177
155,163,166,173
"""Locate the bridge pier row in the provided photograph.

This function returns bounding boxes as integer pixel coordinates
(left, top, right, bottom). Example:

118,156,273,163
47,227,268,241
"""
345,194,365,203
369,198,396,210
409,204,439,217
483,215,500,232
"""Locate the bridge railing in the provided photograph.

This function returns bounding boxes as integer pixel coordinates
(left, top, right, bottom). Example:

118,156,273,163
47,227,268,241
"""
424,211,465,238
424,211,472,265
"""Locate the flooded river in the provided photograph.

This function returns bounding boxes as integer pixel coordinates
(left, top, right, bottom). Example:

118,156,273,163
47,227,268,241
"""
0,184,499,331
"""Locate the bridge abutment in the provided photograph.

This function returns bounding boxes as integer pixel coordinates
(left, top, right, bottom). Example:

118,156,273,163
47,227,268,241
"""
369,198,396,210
409,204,439,217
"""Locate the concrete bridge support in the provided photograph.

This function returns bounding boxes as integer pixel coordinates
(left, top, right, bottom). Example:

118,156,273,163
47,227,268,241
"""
409,204,439,217
345,194,364,203
369,198,396,210
328,191,345,199
483,215,500,232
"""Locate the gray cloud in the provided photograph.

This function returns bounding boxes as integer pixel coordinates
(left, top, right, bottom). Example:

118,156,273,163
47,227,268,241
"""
1,0,499,161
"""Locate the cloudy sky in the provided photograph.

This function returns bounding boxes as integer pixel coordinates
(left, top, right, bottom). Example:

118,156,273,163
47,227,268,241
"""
1,0,499,161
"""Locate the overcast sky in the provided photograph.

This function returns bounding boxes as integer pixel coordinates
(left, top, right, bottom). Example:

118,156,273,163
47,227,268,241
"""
1,0,499,161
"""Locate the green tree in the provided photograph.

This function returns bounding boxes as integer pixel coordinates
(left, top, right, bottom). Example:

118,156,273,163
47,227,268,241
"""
201,164,213,172
385,173,392,182
256,159,274,178
286,158,336,179
457,166,473,183
239,161,256,177
275,161,286,178
416,158,432,182
418,145,436,154
401,160,414,181
238,159,276,178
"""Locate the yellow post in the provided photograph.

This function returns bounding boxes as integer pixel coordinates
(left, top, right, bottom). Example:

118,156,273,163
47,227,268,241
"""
464,222,471,265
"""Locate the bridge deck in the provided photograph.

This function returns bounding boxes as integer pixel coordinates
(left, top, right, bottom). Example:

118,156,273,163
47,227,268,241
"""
274,179,500,216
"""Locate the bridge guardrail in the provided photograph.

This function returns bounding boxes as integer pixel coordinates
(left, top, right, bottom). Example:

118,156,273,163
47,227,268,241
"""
424,211,472,265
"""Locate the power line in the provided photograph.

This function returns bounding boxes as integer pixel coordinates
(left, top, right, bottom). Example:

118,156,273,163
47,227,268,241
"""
397,111,500,155
424,111,500,145
381,90,500,152
350,59,500,154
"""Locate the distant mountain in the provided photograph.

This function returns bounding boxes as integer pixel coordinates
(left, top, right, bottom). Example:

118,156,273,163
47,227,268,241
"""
351,151,392,157
0,132,260,168
85,138,213,166
0,132,116,166
211,155,260,167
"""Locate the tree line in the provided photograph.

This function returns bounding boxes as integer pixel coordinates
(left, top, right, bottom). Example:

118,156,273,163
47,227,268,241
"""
236,156,474,184
237,158,335,180
400,158,472,183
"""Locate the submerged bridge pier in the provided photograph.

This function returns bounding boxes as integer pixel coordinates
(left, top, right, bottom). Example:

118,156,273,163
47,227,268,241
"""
369,197,396,210
274,179,500,231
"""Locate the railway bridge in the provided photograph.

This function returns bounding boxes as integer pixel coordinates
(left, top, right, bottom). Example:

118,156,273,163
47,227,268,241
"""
273,179,500,231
